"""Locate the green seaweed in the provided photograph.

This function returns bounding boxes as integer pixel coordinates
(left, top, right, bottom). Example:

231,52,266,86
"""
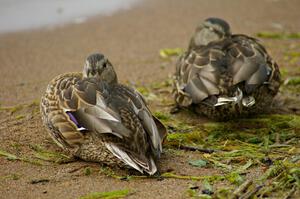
100,167,134,180
258,161,285,182
15,114,25,120
162,172,225,182
27,100,40,108
0,173,21,181
166,114,300,152
0,149,18,160
116,78,300,197
235,160,253,173
226,172,244,185
256,32,283,39
284,76,300,86
84,167,92,176
256,32,300,39
154,111,171,122
209,159,232,171
136,86,158,101
280,68,289,78
214,187,233,199
30,144,71,163
189,159,207,168
79,189,132,199
249,159,300,198
288,33,300,39
0,100,40,114
166,131,205,148
149,79,173,89
159,48,183,59
285,51,300,58
203,179,213,193
0,104,23,114
0,149,43,165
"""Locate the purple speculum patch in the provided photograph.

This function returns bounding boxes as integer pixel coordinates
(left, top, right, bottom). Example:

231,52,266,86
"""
66,111,86,130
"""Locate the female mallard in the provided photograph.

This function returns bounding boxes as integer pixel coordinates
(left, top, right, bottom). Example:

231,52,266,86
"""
40,53,166,175
173,18,281,120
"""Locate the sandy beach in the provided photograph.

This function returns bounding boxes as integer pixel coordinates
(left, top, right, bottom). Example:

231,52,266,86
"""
1,0,300,106
0,0,300,198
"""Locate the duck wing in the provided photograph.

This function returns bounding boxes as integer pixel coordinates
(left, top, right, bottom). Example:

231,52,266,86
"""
174,35,280,106
108,84,166,156
174,41,226,106
40,73,87,149
41,73,127,149
228,34,280,93
63,79,165,174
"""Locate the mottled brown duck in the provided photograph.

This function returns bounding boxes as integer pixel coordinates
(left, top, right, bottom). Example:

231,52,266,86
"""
173,18,281,120
41,53,167,175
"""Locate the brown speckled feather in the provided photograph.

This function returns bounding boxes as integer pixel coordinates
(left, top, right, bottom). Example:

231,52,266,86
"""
41,73,166,174
174,34,281,119
40,73,85,150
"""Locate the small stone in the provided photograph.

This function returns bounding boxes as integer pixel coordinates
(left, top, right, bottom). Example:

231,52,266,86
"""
202,189,214,195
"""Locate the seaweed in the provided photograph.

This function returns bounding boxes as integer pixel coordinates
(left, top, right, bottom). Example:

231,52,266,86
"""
158,110,299,197
154,111,171,122
0,173,21,181
0,99,40,114
84,167,92,176
30,144,72,163
0,104,24,114
159,48,184,59
256,32,300,39
15,114,25,120
189,159,207,168
80,189,132,199
161,172,224,182
0,149,44,165
284,76,300,86
1,77,299,198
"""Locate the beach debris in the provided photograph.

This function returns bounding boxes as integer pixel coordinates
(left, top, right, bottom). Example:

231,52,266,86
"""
30,179,50,185
1,76,299,198
0,149,44,165
202,179,214,195
30,144,72,164
256,32,300,39
284,76,300,85
231,179,253,198
159,48,183,59
79,189,132,199
188,159,207,168
84,167,92,176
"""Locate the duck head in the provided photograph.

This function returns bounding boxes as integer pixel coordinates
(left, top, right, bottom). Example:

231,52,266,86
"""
190,17,231,48
83,53,118,84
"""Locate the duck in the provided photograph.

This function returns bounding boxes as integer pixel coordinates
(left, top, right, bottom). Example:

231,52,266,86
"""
173,18,281,120
40,53,167,175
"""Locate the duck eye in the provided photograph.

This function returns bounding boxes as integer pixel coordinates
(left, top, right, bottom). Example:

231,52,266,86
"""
103,62,107,68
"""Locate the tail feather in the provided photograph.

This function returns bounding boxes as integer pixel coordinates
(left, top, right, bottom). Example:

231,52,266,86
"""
105,143,157,175
214,88,243,106
214,87,256,107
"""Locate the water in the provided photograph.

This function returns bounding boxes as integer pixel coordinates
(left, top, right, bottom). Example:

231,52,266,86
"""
0,0,139,33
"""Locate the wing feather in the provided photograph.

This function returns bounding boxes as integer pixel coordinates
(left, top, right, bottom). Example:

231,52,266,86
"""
174,34,278,106
110,86,166,154
42,72,166,174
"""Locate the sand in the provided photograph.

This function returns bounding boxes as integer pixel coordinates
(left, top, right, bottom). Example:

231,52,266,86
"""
1,0,300,106
0,0,300,198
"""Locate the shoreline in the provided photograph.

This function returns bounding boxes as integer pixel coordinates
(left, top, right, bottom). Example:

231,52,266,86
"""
0,0,141,34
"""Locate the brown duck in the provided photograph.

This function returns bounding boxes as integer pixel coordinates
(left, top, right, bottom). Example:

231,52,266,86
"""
173,18,281,120
40,53,167,175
